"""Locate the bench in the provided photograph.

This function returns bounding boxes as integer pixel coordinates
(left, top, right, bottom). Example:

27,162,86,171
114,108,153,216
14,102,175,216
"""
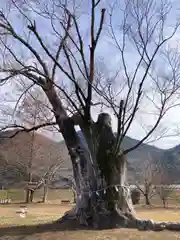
61,200,71,204
16,206,28,214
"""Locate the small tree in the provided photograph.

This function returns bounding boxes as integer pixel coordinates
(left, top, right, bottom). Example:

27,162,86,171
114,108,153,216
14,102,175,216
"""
135,157,159,205
154,185,172,208
41,164,61,203
13,86,61,203
0,130,37,192
25,163,62,203
154,172,173,208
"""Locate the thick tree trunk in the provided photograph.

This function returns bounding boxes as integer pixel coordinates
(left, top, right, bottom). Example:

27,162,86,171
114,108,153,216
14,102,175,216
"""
44,86,95,225
44,87,180,230
43,91,135,227
56,117,136,229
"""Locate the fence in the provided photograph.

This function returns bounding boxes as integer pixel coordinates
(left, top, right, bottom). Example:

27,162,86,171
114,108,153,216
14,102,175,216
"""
0,188,73,203
0,186,180,206
0,199,11,204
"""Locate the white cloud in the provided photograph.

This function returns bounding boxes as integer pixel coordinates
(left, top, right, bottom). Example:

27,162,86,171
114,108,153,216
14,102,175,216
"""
1,0,180,150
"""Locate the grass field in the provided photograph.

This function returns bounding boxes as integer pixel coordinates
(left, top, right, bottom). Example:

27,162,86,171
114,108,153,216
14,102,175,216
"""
1,189,180,239
1,204,180,239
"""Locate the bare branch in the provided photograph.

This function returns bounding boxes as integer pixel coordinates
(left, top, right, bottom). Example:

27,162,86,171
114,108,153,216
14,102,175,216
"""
0,122,56,138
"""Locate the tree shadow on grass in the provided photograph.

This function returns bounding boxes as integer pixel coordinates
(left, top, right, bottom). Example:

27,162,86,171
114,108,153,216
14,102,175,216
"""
0,219,92,238
1,209,180,238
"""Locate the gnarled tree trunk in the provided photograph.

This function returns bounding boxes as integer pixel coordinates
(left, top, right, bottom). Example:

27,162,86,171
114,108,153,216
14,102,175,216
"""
44,86,180,231
45,84,135,228
56,113,136,229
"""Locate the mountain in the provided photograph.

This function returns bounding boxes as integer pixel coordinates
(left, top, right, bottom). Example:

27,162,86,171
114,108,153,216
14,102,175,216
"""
77,131,164,182
0,129,180,187
0,130,72,188
159,145,180,183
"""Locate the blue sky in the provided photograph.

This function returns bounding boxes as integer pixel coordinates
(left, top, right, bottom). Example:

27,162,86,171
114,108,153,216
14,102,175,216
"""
1,0,180,149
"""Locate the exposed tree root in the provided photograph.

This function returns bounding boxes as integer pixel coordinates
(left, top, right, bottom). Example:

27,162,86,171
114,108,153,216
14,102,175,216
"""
55,208,180,232
53,115,180,232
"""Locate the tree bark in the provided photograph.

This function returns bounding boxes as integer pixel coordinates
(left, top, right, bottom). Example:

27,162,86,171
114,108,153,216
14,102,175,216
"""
42,181,48,203
44,86,135,227
30,190,34,203
25,189,34,203
72,188,76,203
162,198,168,208
25,189,30,203
45,85,134,227
145,194,150,205
44,87,180,230
44,86,94,225
55,114,136,228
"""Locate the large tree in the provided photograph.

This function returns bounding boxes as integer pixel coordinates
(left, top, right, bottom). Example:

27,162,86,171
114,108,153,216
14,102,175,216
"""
0,0,180,230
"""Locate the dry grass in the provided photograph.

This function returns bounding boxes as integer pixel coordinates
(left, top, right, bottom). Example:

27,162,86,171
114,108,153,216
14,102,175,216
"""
1,188,180,239
1,204,180,239
2,228,180,240
0,204,70,226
